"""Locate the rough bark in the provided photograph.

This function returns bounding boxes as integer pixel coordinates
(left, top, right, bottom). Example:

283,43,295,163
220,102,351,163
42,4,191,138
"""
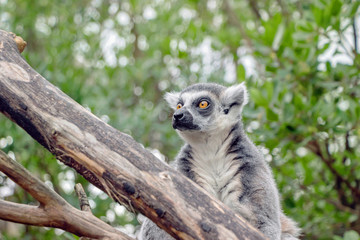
0,150,132,239
0,29,266,240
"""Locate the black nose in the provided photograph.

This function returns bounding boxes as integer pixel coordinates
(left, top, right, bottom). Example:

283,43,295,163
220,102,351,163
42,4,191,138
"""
173,112,184,121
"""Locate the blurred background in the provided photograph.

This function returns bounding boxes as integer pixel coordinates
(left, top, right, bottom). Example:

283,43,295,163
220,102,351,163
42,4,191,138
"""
0,0,359,239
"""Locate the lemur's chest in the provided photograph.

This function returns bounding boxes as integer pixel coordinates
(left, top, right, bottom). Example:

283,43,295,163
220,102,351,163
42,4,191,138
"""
190,144,242,202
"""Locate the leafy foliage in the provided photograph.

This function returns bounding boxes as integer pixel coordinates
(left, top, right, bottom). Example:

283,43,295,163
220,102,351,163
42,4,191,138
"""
0,0,359,239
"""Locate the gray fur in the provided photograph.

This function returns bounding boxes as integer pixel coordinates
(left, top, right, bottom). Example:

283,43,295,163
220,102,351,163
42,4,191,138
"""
138,83,300,240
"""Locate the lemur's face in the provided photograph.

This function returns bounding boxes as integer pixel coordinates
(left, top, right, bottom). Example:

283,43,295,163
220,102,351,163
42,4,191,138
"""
165,83,248,134
171,91,217,131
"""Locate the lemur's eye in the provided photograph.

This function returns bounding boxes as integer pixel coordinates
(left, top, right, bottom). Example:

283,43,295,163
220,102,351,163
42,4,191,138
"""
199,101,209,109
176,103,182,110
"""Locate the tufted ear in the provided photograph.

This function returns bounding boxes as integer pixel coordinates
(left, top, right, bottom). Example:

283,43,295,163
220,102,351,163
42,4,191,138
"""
164,91,180,110
221,82,248,113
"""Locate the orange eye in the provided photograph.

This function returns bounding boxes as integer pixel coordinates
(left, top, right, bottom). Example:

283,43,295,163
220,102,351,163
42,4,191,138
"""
199,101,208,109
176,103,182,110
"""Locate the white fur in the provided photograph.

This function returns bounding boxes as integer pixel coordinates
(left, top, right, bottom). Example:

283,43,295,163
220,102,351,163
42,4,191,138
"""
164,92,180,110
221,82,248,111
184,127,239,195
180,91,215,106
179,124,257,224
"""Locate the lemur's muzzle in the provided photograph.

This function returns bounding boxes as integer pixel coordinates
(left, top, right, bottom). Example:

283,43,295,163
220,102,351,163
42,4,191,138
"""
172,109,200,131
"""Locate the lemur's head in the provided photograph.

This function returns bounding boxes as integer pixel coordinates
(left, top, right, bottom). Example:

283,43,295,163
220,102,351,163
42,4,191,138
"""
165,83,248,135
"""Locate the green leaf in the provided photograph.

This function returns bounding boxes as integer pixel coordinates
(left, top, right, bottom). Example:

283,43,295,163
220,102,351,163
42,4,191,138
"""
272,23,285,50
283,103,295,122
349,2,360,17
237,64,246,81
266,108,278,121
265,81,274,102
293,94,304,109
343,230,360,240
250,88,268,107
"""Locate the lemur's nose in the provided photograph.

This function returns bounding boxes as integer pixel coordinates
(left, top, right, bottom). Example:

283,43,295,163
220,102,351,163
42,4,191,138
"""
173,112,184,121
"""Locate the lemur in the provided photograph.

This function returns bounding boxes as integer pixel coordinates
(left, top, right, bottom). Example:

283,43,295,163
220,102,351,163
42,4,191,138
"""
139,83,300,240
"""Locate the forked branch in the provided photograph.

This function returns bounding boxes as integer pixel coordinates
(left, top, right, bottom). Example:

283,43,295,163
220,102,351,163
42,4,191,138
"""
0,150,133,240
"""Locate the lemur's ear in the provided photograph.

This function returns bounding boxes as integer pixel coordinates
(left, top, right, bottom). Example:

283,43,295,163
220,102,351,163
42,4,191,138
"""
164,92,180,110
221,82,248,113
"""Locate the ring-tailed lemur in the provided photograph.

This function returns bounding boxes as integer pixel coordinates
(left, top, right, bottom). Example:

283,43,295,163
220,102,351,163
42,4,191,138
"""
139,83,300,240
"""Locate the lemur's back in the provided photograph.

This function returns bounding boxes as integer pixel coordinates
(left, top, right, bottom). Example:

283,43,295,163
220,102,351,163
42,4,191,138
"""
139,83,300,240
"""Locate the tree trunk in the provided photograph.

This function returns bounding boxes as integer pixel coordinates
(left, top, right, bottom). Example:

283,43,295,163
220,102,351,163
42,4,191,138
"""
0,29,266,240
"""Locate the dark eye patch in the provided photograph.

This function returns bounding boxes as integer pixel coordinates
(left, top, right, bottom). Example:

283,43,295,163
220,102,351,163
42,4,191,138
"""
192,97,213,117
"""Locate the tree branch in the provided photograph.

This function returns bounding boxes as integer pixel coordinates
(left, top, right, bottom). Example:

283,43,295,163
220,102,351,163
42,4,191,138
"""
276,0,290,24
353,17,358,54
247,0,261,20
75,183,92,212
0,199,50,226
0,148,67,207
326,199,357,215
222,0,254,50
0,150,133,239
0,29,266,239
306,139,360,206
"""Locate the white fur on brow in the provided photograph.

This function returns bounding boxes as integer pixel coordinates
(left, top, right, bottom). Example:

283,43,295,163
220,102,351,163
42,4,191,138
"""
180,91,216,106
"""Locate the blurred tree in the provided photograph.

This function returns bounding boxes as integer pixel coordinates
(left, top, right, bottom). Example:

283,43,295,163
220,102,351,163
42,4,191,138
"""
0,0,359,239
